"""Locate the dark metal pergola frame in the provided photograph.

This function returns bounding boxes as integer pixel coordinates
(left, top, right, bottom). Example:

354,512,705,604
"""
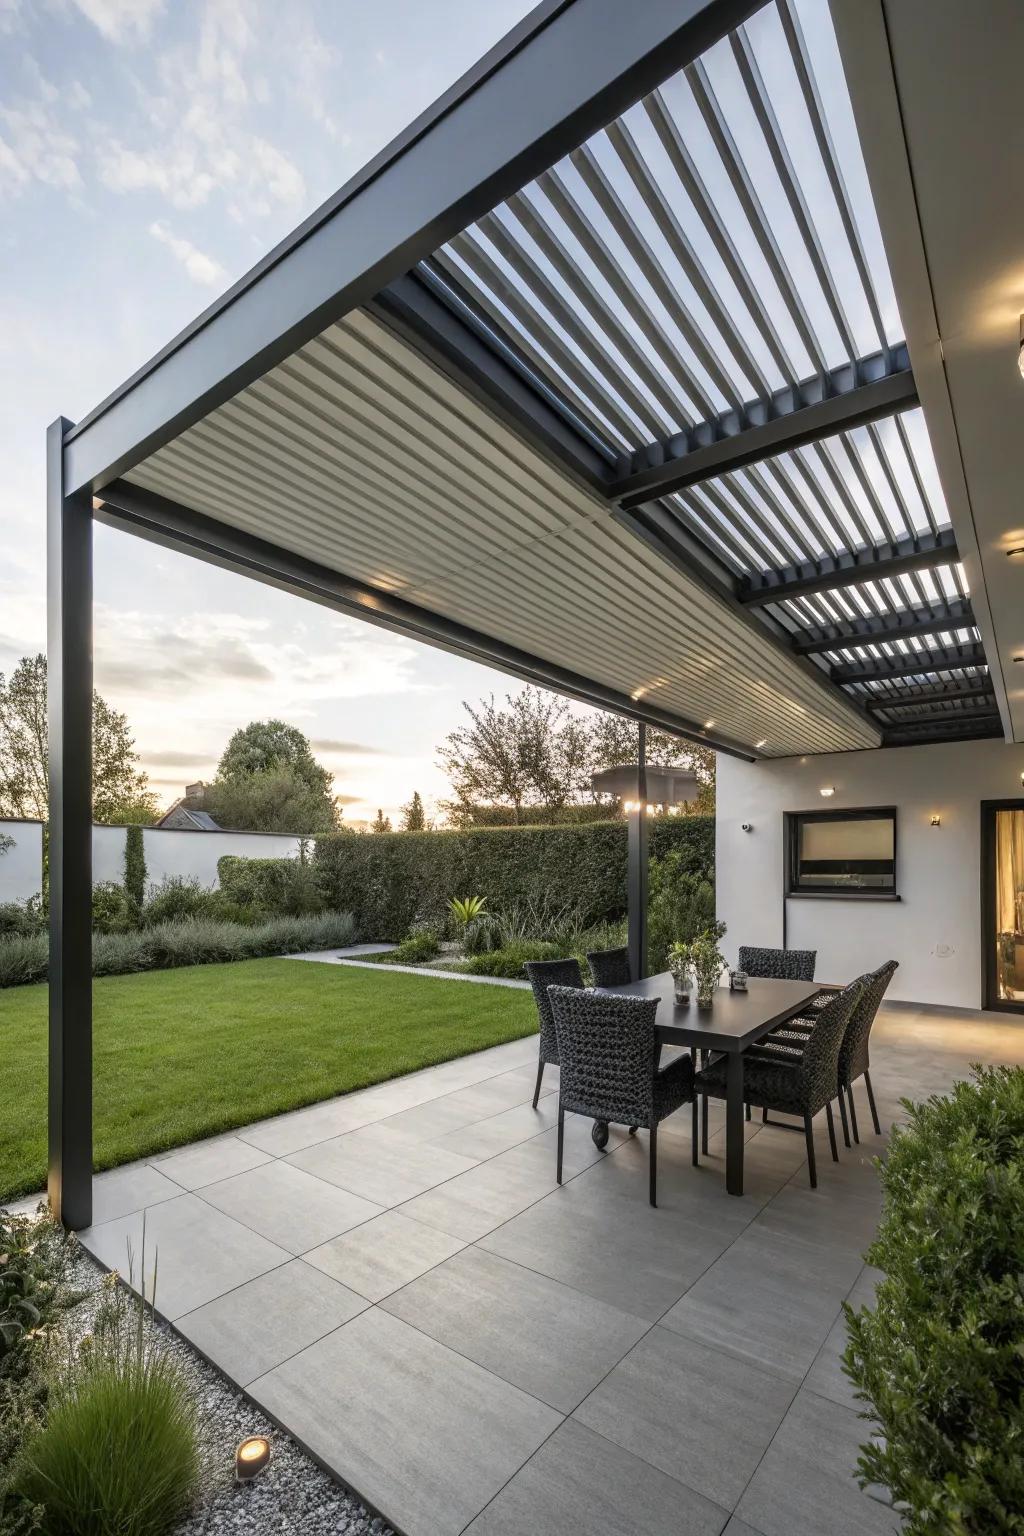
47,0,999,1227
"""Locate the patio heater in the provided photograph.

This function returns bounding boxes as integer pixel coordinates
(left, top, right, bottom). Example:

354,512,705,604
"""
591,724,700,981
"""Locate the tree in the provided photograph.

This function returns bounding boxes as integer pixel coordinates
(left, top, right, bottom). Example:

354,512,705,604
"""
0,654,157,823
205,720,338,834
400,790,426,831
371,808,392,834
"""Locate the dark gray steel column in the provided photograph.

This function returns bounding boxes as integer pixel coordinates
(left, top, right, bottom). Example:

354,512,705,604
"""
47,417,93,1230
627,723,648,982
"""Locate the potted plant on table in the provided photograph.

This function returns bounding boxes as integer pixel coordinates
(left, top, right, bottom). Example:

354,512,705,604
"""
690,932,727,1009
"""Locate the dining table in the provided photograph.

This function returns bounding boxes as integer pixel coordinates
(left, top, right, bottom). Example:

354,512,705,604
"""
595,971,821,1196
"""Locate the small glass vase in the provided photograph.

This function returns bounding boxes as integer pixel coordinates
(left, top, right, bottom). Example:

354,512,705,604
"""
695,985,715,1010
672,973,690,1006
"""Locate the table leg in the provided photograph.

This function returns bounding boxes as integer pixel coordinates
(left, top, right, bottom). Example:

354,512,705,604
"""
725,1053,745,1197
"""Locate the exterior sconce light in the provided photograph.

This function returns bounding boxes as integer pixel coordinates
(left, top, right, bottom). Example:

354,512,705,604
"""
1007,547,1024,561
235,1436,271,1482
819,786,835,798
930,815,941,827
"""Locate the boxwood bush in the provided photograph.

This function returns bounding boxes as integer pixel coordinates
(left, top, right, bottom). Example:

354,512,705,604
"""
314,815,714,941
0,910,355,988
844,1064,1024,1532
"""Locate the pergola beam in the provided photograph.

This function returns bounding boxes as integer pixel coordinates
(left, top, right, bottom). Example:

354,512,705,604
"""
831,640,986,684
882,712,1003,746
858,677,994,711
611,347,916,507
739,528,958,605
792,597,975,655
62,0,761,497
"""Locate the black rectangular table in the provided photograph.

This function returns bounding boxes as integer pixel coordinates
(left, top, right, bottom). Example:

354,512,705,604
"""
597,973,820,1196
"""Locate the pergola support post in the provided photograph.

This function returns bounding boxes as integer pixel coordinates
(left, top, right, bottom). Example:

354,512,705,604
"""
47,417,93,1230
627,722,648,982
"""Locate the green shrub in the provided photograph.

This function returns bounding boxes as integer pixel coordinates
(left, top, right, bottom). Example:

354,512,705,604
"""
0,911,356,988
844,1065,1024,1532
217,855,323,917
91,882,140,935
0,900,44,940
463,941,560,979
375,931,441,966
15,1272,201,1536
140,877,218,927
314,815,713,941
646,853,718,974
123,825,147,910
463,913,503,955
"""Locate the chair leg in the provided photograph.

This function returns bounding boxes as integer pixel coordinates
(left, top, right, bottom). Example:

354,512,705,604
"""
649,1123,658,1208
864,1071,883,1136
556,1103,564,1185
745,1103,752,1121
837,1086,851,1148
532,1059,545,1110
847,1083,860,1144
691,1099,699,1167
701,1094,709,1155
804,1114,817,1189
825,1101,839,1162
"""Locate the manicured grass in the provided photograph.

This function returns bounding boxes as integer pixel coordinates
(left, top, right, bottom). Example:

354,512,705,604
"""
0,959,537,1203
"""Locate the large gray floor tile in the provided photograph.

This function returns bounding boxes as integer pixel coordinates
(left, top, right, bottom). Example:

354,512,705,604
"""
722,1521,767,1536
286,1125,478,1208
151,1134,272,1190
804,1310,860,1411
199,1161,382,1253
235,1095,390,1157
465,1418,728,1536
432,1094,563,1160
574,1326,795,1511
660,1225,861,1380
176,1258,367,1385
90,1163,183,1224
249,1307,560,1536
398,1138,574,1242
480,1181,730,1320
78,1193,289,1320
304,1210,466,1301
382,1246,649,1412
734,1388,902,1536
753,1177,881,1257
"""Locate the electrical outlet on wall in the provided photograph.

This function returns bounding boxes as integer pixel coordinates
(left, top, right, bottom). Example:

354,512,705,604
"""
933,943,955,958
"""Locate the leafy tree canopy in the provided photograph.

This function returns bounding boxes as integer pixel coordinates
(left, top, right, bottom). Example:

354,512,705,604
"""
216,719,333,794
438,686,715,826
400,790,426,832
203,720,338,835
0,654,157,824
371,808,393,834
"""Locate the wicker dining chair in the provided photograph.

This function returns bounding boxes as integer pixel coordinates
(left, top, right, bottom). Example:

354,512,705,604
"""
586,945,632,987
547,985,696,1206
737,945,817,982
694,977,866,1188
524,957,584,1109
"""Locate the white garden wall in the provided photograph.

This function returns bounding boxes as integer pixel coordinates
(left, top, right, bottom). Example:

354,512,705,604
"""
716,737,1024,1010
0,821,303,903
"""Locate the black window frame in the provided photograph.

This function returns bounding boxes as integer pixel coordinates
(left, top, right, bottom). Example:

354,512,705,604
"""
784,805,900,901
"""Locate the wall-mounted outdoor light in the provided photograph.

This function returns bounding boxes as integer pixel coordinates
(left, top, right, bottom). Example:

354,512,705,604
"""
1007,546,1024,561
235,1436,271,1482
930,815,941,827
819,786,835,798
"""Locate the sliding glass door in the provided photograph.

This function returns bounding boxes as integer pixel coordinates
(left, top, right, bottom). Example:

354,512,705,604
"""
982,800,1024,1012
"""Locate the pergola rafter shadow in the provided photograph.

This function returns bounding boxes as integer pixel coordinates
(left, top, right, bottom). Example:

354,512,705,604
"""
47,0,1001,1228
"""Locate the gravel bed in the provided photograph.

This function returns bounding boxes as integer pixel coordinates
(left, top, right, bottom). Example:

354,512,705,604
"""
63,1240,393,1536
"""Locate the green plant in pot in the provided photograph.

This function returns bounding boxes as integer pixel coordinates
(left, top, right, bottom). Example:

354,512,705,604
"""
667,941,691,1004
690,932,726,1008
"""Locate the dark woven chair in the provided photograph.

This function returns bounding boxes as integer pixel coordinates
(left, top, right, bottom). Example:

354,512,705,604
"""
738,945,817,982
759,960,897,1146
694,976,866,1188
586,946,631,988
524,958,584,1109
547,985,696,1206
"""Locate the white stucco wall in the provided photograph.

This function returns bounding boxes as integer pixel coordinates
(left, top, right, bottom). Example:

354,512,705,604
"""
0,822,304,904
716,738,1024,1009
0,821,44,903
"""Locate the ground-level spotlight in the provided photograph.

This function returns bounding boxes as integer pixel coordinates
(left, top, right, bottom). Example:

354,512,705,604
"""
235,1436,271,1482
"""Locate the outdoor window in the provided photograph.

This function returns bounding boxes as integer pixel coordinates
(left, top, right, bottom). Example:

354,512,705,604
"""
786,808,897,898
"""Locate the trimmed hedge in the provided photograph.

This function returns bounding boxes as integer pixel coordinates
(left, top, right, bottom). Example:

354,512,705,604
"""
0,911,356,988
844,1065,1024,1530
217,854,323,915
314,815,714,942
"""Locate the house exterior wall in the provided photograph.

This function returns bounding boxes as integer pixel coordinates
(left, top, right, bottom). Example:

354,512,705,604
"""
0,822,303,902
0,820,44,904
716,738,1024,1009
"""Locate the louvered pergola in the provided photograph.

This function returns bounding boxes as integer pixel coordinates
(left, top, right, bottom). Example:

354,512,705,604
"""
47,0,1001,1226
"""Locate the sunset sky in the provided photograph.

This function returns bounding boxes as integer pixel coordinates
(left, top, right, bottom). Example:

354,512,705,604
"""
0,0,563,826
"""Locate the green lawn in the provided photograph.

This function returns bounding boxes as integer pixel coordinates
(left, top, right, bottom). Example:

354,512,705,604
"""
0,959,537,1203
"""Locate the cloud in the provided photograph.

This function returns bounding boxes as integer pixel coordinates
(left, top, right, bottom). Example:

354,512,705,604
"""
0,103,81,199
70,0,164,44
310,739,381,756
149,219,226,286
143,749,217,767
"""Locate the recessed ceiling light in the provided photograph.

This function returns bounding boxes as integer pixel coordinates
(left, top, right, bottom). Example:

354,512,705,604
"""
703,719,715,729
820,786,836,798
754,738,767,748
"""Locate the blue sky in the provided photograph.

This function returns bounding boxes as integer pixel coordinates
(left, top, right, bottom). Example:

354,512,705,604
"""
0,0,540,824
